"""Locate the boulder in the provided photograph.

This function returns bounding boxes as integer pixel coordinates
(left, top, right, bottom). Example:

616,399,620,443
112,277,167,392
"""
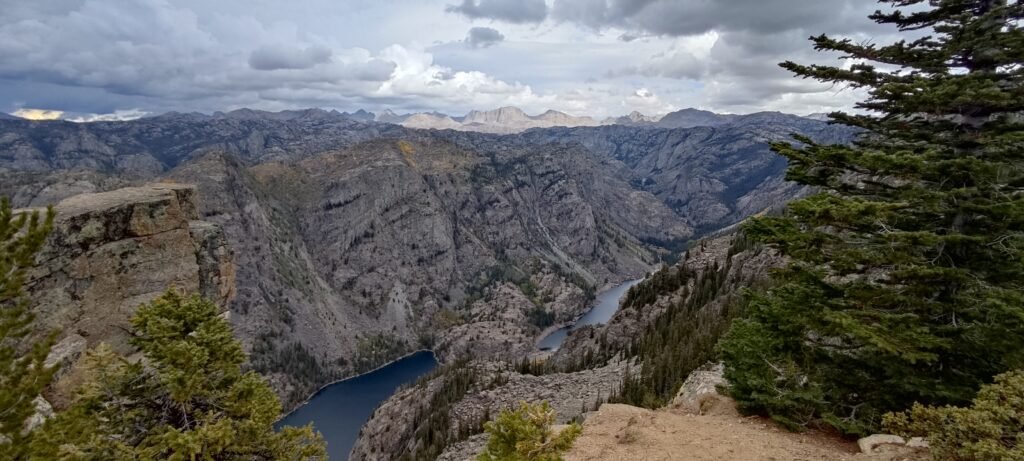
672,362,731,415
858,434,907,454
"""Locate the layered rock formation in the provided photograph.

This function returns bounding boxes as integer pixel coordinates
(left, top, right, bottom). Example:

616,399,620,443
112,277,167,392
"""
23,184,235,386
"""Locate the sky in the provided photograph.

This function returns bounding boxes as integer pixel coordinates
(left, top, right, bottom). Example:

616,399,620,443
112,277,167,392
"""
0,0,905,121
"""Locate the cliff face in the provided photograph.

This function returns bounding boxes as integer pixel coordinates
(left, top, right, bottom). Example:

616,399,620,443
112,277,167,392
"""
160,137,686,407
22,184,235,402
522,120,854,232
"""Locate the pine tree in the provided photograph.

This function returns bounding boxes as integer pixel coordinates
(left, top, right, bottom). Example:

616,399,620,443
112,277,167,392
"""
719,0,1024,435
0,199,54,460
30,290,326,460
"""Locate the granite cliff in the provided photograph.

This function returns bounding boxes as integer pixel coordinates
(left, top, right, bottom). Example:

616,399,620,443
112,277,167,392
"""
21,183,234,407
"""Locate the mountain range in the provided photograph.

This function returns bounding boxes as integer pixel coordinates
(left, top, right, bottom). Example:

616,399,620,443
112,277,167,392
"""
0,107,853,410
3,105,832,134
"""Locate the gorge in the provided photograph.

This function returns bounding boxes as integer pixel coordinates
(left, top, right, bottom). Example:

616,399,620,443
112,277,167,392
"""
1,107,853,458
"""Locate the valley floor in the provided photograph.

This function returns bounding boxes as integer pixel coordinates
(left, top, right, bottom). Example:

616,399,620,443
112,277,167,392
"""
565,402,928,461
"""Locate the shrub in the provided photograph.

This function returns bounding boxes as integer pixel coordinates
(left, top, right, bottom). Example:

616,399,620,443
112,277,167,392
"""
477,401,582,461
884,370,1024,461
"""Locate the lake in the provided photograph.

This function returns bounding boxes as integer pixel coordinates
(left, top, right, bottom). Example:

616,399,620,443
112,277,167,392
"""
537,278,644,351
275,350,438,460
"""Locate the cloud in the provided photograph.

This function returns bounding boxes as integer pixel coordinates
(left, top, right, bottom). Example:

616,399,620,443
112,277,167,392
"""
550,0,876,36
623,88,676,114
66,109,149,122
249,45,332,70
465,27,505,48
446,0,548,23
0,0,901,118
12,108,63,120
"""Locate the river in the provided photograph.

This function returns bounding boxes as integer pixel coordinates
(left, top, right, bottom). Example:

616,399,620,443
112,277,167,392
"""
276,278,642,459
537,278,644,351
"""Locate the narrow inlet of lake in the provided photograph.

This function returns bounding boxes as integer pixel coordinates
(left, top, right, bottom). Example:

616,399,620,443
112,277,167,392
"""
537,278,644,351
275,350,437,460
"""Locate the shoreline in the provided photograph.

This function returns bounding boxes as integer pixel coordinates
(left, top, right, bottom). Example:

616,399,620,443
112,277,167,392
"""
276,348,437,423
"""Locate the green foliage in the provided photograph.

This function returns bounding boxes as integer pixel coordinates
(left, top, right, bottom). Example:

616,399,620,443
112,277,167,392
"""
477,401,581,461
30,290,326,460
526,306,555,329
617,255,742,408
884,370,1024,460
0,199,55,459
720,0,1024,436
353,333,410,373
250,330,332,407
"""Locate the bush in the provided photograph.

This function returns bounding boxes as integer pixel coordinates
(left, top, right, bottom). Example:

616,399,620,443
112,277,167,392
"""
883,370,1024,461
477,401,582,461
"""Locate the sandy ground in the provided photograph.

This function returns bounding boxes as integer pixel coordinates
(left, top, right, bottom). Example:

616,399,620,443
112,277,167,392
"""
565,400,928,461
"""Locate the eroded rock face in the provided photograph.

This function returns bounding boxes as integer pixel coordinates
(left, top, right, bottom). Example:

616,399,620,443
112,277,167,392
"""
23,184,235,359
350,360,628,461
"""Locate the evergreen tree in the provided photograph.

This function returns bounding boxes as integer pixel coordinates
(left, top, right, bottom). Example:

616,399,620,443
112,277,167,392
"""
719,0,1024,435
477,401,581,461
0,199,54,459
30,290,326,460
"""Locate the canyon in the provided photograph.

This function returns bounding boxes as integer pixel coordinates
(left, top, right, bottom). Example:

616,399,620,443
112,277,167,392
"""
1,107,851,458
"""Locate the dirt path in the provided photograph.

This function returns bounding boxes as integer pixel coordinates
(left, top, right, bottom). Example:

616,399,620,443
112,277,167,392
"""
566,402,877,461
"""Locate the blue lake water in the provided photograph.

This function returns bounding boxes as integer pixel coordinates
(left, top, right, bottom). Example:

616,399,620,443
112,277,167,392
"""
537,278,644,351
276,350,438,460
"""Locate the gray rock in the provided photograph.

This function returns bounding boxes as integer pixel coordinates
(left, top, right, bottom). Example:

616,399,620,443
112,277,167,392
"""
672,362,726,408
22,184,234,404
24,397,54,433
858,434,907,453
44,333,87,377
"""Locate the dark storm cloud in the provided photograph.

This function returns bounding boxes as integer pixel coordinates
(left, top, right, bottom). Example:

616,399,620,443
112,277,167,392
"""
249,46,333,71
465,27,506,48
551,0,875,36
446,0,548,23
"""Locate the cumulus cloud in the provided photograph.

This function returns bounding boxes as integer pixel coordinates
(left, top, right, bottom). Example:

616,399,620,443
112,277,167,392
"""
623,88,676,114
249,45,332,70
465,27,505,48
0,0,900,118
446,0,548,23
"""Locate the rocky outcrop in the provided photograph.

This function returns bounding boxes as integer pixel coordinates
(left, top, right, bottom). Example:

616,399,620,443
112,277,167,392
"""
672,362,727,412
351,360,628,461
22,183,235,377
